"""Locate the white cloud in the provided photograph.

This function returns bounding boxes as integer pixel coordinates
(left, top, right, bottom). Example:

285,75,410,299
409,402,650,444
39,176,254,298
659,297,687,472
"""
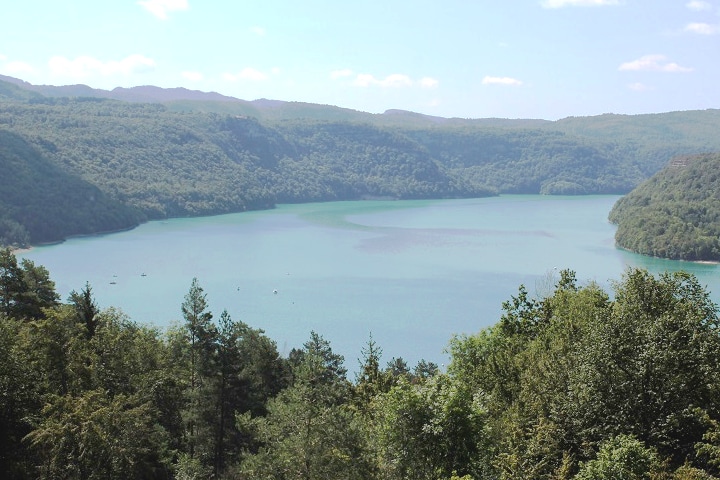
0,54,35,75
684,22,720,34
330,68,354,80
48,54,156,79
223,67,268,82
419,77,439,88
686,0,713,11
541,0,620,8
618,54,693,72
482,76,523,86
352,73,413,88
138,0,188,20
182,71,203,82
3,61,34,75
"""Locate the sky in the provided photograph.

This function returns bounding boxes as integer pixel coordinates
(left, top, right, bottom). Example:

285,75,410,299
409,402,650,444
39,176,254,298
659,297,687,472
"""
1,0,719,120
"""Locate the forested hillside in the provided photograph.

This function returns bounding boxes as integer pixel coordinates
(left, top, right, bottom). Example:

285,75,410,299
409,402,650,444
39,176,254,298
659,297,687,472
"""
609,152,720,261
0,129,141,246
2,250,720,479
2,75,720,247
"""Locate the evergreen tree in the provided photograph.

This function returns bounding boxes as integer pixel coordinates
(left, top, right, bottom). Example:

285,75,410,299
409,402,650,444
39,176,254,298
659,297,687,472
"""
68,282,99,338
354,333,390,407
241,332,371,480
180,278,217,462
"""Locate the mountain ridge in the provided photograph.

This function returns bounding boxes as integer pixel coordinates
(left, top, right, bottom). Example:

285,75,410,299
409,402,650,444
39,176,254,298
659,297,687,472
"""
2,74,720,248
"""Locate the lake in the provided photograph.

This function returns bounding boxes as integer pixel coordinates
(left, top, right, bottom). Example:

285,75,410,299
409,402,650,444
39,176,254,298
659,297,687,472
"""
19,195,720,371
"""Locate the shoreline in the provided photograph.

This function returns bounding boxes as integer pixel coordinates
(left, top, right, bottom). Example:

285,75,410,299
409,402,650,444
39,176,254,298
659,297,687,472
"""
615,245,720,265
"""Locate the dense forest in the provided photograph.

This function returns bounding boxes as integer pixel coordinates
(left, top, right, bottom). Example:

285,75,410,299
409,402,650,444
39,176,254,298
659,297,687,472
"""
609,152,720,261
2,249,720,479
2,75,720,248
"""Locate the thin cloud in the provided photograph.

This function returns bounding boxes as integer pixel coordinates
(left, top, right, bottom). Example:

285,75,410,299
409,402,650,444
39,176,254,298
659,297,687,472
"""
419,77,439,88
223,67,268,82
182,71,203,82
250,26,266,36
137,0,189,20
628,82,653,91
482,76,523,86
541,0,620,8
48,54,156,78
686,0,713,11
618,54,693,72
0,54,6,61
346,72,436,88
684,22,720,34
330,68,354,80
352,73,413,88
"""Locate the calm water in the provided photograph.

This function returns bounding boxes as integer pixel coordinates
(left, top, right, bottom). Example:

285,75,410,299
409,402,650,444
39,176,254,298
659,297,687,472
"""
19,195,720,370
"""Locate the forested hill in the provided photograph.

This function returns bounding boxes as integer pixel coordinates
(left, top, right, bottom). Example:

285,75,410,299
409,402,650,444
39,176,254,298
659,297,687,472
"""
609,152,720,261
2,75,720,247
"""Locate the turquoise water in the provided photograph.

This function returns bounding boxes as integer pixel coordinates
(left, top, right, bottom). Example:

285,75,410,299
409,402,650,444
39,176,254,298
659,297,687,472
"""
19,196,720,370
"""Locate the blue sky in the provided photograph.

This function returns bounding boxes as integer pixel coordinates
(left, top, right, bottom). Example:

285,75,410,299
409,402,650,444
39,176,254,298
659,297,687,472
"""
2,0,718,119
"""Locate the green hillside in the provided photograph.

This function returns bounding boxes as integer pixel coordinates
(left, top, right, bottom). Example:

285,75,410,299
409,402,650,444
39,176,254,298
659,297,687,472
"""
2,76,720,246
609,153,720,261
0,129,140,247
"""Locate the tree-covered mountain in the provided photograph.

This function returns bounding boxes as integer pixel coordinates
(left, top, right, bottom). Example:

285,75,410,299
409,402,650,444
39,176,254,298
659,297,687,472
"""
0,129,141,246
609,152,720,261
2,75,720,247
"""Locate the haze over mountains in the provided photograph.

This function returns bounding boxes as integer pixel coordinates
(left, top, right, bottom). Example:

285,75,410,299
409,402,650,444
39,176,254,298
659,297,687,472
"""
2,74,720,248
0,74,548,126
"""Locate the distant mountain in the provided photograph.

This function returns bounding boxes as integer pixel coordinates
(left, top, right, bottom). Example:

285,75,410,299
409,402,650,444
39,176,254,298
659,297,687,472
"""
2,74,720,247
0,76,44,101
0,74,239,103
609,152,720,261
0,75,550,126
109,85,245,103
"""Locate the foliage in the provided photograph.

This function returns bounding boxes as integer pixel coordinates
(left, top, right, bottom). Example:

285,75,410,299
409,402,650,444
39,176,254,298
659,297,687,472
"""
0,128,141,245
574,434,663,480
240,332,371,480
0,247,59,320
2,255,720,478
3,81,720,247
609,153,720,261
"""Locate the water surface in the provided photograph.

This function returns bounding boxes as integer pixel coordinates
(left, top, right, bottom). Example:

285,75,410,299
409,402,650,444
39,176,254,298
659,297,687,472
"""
21,196,720,369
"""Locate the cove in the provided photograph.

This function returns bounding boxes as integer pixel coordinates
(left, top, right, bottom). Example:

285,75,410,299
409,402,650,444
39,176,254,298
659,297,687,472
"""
19,195,720,370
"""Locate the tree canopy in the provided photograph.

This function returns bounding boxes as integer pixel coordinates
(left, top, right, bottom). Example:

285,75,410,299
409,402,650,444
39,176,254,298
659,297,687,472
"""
2,248,720,479
609,152,720,261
